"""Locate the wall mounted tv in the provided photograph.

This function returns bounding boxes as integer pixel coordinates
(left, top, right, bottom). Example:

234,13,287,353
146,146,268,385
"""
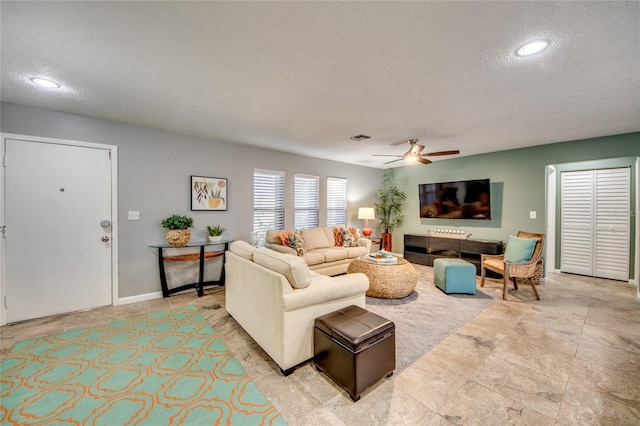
419,178,491,220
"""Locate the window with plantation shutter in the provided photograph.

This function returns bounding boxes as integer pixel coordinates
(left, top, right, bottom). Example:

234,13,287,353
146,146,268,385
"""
327,177,347,227
295,174,319,229
253,169,285,247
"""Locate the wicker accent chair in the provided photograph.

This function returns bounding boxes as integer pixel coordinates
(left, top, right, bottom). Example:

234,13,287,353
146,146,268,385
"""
480,231,545,300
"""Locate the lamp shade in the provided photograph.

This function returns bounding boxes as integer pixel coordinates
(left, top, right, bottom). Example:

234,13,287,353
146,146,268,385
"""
358,207,375,220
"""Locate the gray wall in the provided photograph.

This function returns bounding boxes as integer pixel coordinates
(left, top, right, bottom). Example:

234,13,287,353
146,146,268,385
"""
1,102,383,297
385,132,640,278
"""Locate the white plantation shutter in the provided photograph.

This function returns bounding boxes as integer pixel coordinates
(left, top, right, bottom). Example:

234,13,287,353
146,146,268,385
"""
327,177,347,226
253,169,285,246
295,174,319,229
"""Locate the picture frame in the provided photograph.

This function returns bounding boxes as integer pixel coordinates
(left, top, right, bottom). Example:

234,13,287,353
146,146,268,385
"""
191,176,228,211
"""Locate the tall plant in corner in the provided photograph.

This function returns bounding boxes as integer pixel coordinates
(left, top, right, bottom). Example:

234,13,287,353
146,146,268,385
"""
374,186,406,252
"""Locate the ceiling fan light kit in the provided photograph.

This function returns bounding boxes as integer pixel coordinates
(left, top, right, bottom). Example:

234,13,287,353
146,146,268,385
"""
372,138,459,165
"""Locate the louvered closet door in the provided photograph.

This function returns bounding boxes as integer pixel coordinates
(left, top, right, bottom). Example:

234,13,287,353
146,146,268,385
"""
560,170,594,275
560,168,630,280
593,168,630,280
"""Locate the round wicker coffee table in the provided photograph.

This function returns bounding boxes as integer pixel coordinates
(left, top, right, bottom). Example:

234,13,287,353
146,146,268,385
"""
347,256,418,299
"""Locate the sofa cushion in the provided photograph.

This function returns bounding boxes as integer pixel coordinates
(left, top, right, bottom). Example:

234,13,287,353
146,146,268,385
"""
302,251,326,266
322,227,335,246
344,245,368,258
301,227,333,250
288,231,306,256
312,247,349,263
253,248,312,289
229,240,257,260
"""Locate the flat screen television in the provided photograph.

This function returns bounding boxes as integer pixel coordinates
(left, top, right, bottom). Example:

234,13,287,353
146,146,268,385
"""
419,178,491,220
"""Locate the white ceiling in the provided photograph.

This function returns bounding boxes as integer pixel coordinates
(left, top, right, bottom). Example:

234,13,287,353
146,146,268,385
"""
2,1,639,168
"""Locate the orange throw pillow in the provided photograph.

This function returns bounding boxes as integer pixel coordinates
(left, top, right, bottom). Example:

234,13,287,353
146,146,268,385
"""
276,231,292,247
333,227,344,246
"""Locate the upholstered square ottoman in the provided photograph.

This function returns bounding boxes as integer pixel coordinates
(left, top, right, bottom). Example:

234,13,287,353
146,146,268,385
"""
314,305,395,401
434,258,477,294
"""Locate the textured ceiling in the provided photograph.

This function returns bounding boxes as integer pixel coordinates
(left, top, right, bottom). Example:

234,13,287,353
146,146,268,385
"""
2,1,639,168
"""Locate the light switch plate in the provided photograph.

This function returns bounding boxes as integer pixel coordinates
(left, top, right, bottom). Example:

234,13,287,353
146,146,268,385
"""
529,211,536,219
128,211,140,220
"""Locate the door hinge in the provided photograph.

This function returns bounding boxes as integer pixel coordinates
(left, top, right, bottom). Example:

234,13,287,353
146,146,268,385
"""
2,155,6,167
1,226,5,238
108,151,111,160
4,296,7,309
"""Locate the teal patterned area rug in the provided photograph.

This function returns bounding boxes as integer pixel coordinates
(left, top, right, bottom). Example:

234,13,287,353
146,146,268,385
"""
1,305,285,425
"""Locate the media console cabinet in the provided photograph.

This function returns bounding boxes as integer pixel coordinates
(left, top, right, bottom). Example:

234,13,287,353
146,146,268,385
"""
404,234,503,277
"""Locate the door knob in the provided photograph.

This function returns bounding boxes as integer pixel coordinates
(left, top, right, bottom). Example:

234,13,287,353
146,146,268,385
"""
102,236,110,242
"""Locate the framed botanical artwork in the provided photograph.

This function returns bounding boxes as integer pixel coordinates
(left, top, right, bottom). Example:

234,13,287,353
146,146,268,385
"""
191,176,228,211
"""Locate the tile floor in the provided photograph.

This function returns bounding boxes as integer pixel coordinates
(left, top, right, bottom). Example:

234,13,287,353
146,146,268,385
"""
1,265,639,425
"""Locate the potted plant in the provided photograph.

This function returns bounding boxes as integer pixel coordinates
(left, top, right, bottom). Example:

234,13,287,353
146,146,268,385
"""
161,214,194,247
206,225,227,243
374,186,406,252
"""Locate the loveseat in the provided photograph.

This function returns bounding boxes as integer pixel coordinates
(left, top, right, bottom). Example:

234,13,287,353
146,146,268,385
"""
265,226,371,276
225,241,369,375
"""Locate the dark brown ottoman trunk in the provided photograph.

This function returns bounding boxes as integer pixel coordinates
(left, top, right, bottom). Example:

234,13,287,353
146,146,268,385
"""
314,305,395,401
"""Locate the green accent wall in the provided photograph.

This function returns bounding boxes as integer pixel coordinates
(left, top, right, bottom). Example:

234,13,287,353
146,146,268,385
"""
385,132,640,279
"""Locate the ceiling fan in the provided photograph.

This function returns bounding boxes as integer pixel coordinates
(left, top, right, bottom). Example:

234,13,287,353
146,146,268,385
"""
373,139,460,165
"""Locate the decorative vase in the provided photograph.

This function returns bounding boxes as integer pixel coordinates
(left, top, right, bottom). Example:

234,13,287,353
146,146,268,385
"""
208,235,223,243
381,232,393,252
166,229,190,247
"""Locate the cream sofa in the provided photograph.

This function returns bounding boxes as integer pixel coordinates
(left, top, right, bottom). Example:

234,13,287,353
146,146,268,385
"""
225,241,369,375
265,226,371,276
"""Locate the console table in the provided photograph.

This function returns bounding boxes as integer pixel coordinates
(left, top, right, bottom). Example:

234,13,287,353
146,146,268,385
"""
150,239,233,297
404,234,502,277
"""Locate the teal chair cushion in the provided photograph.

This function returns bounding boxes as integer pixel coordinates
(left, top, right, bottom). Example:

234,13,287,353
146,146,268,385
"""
504,235,537,262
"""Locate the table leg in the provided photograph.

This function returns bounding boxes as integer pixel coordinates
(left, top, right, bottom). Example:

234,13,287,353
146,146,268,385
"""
197,246,205,297
158,247,169,297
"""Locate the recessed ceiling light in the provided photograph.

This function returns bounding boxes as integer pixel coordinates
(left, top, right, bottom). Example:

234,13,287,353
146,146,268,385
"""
516,40,549,57
30,77,60,88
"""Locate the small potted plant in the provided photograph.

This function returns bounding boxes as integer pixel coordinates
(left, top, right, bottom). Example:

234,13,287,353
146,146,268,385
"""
161,214,194,247
206,225,227,242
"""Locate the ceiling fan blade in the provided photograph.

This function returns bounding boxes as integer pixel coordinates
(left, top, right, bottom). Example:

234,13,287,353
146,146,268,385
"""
372,154,403,157
417,157,432,165
425,150,460,156
391,138,412,146
383,158,404,165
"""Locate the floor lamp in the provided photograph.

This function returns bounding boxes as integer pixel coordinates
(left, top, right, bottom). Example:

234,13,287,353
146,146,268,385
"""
358,207,375,237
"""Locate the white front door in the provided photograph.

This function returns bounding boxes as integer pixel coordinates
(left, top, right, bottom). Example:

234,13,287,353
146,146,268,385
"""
4,137,114,322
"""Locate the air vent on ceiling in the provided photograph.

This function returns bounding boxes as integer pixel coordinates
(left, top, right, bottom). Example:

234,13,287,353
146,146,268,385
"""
350,134,371,141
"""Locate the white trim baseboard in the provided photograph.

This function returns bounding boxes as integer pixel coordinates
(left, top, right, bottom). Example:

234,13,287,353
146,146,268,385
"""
119,291,163,305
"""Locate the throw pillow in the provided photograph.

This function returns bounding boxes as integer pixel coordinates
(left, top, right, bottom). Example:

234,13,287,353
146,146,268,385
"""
276,231,292,247
342,227,361,247
504,235,537,262
333,227,344,247
287,231,307,256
